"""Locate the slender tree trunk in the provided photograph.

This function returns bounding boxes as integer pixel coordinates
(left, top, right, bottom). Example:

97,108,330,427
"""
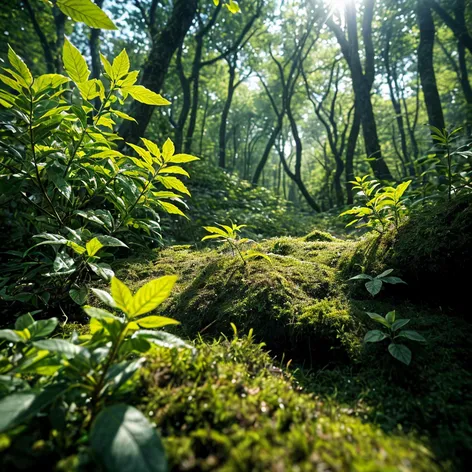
89,0,104,80
454,0,472,134
429,0,472,54
219,60,237,168
175,47,192,152
22,0,56,73
285,96,321,212
199,93,210,156
53,8,66,73
345,0,392,180
252,119,282,184
384,24,415,176
184,36,204,153
416,0,445,131
119,0,198,143
345,107,361,204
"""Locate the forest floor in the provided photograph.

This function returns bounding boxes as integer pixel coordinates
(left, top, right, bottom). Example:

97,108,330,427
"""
65,226,472,471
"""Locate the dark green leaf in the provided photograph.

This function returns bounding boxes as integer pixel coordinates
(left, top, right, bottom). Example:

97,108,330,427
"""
365,279,382,296
33,339,82,358
364,330,388,343
29,318,59,340
388,343,412,365
0,385,66,433
90,404,168,472
15,313,35,331
391,319,410,331
396,330,426,343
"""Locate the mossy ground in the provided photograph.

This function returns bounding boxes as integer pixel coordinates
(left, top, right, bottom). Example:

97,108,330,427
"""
112,228,472,471
137,337,444,471
6,204,469,471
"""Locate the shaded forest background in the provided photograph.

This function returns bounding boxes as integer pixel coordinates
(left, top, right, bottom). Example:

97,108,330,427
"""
2,0,471,214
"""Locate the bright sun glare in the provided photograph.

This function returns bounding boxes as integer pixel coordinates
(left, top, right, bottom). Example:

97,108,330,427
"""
328,0,350,14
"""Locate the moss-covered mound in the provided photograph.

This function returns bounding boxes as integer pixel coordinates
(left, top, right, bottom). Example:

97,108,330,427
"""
341,196,472,310
139,337,442,472
118,240,362,366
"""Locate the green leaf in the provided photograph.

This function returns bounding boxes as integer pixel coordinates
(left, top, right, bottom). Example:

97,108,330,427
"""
77,79,100,100
32,73,69,93
366,312,390,328
385,311,396,324
33,339,83,358
0,329,24,343
396,330,426,343
83,306,119,321
243,250,272,264
364,330,388,343
156,176,191,196
8,45,32,86
158,201,187,218
112,49,130,80
394,180,412,201
63,37,90,84
226,0,240,14
70,286,88,305
388,343,412,365
129,276,177,318
90,404,168,472
167,153,200,164
104,358,145,393
111,277,133,314
57,0,117,30
365,279,382,296
15,313,35,331
391,319,410,331
91,288,117,308
376,269,393,279
136,316,180,329
29,318,59,340
123,85,171,106
349,274,373,281
0,385,66,433
96,235,128,249
159,166,189,177
135,330,192,350
381,276,407,285
86,237,104,257
112,109,137,123
88,262,114,281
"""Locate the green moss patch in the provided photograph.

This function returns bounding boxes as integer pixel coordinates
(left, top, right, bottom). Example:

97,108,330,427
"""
138,337,443,472
119,244,363,366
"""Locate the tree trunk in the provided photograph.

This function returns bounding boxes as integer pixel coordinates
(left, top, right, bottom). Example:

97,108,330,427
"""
417,0,445,131
174,47,191,152
345,0,392,180
119,0,198,143
345,106,361,204
429,0,472,54
218,60,237,168
252,119,282,185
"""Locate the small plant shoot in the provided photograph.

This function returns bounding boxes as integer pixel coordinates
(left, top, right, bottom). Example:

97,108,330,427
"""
364,310,426,365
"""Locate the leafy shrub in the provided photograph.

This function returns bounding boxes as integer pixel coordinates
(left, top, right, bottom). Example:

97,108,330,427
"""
340,176,412,233
342,194,472,309
0,44,197,309
0,276,190,471
202,221,271,264
364,310,426,365
418,126,472,202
